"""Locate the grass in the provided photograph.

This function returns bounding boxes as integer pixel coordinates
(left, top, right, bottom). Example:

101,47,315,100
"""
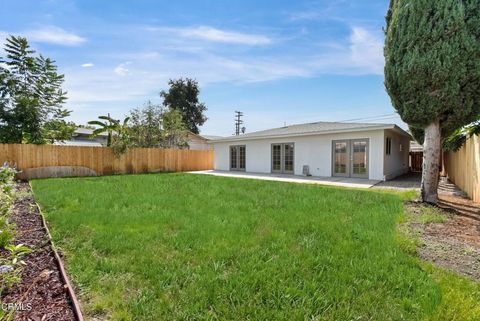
396,204,480,321
30,173,478,320
417,206,449,224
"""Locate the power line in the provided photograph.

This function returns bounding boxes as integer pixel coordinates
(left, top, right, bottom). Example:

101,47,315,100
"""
339,113,399,123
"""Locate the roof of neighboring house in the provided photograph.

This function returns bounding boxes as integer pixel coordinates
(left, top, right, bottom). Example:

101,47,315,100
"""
54,140,103,147
201,135,223,140
187,132,223,141
410,141,423,152
74,127,108,137
209,121,411,143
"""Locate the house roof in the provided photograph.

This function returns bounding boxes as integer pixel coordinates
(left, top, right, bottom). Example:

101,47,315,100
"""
54,140,103,147
187,132,224,141
201,135,223,140
410,141,423,152
209,121,411,143
74,127,108,137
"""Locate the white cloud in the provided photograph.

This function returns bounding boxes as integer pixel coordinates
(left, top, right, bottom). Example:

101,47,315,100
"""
150,26,272,45
81,63,94,68
62,25,385,131
113,63,130,76
26,26,86,46
349,27,384,74
65,26,384,107
288,11,322,21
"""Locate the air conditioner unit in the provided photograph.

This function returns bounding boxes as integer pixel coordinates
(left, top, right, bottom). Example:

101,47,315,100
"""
302,165,311,176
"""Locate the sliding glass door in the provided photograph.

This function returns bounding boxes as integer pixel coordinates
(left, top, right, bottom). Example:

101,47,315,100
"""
271,143,294,174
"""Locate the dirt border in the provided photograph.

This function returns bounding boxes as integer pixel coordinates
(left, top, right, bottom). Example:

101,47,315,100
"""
29,182,85,321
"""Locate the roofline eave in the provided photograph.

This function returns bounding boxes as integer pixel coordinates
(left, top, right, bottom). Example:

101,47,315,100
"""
208,125,403,143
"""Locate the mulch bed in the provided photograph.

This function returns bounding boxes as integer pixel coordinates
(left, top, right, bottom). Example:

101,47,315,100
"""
405,198,480,281
1,182,76,321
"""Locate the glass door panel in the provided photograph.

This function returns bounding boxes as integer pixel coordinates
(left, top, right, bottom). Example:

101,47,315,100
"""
283,143,294,173
230,146,237,170
333,141,349,177
239,146,246,170
351,140,368,178
272,144,282,172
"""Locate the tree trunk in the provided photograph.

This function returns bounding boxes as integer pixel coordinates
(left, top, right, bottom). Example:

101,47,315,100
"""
421,120,441,204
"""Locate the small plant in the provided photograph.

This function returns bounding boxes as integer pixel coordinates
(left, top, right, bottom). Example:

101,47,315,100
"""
0,164,16,220
0,163,23,298
0,244,33,296
0,229,14,248
5,244,33,265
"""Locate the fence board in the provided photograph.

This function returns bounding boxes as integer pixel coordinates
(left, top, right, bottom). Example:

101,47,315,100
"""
0,144,213,179
409,151,423,172
443,135,480,202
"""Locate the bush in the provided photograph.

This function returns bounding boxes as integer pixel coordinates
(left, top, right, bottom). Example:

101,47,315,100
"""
0,164,16,185
0,164,16,219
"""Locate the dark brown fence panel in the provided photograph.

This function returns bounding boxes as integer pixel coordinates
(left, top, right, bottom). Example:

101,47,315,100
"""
409,151,423,173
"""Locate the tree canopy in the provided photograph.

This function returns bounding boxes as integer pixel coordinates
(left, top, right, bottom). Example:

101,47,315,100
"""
160,78,207,134
384,0,480,139
129,101,164,148
384,0,480,203
0,36,73,144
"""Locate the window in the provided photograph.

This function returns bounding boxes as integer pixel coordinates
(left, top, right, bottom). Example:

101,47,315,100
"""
399,143,403,152
230,145,246,171
386,137,392,155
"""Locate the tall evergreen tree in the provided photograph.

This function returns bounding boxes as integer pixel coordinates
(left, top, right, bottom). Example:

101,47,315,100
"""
160,78,207,134
0,36,71,144
384,0,480,203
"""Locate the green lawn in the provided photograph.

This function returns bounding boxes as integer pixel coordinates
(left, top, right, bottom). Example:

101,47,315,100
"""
30,174,478,320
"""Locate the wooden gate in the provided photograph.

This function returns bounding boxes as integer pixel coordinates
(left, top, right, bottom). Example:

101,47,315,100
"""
409,151,423,172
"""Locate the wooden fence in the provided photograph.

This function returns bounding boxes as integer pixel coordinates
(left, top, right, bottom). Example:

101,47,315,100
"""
409,151,423,172
443,135,480,202
0,144,214,179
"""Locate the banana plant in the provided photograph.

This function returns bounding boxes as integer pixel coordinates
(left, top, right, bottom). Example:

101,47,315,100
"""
88,114,130,147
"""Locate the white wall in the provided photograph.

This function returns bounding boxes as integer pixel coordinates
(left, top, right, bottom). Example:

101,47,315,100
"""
213,130,386,180
187,135,212,150
383,129,410,179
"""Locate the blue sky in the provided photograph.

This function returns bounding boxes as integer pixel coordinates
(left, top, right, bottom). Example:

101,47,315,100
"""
0,0,403,136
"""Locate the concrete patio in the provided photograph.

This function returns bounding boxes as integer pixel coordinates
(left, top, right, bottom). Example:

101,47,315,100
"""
190,170,381,189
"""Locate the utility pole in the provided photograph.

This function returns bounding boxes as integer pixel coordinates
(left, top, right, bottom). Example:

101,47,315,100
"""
234,111,244,135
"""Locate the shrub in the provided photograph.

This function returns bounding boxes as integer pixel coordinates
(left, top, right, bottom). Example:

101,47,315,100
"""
0,164,16,185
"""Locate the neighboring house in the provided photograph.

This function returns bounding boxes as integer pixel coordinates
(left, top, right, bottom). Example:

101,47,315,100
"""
186,133,222,150
54,127,108,147
209,122,411,181
410,141,423,152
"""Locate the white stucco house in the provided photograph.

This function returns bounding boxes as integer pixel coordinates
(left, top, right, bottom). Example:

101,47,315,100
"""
209,122,411,181
186,133,222,150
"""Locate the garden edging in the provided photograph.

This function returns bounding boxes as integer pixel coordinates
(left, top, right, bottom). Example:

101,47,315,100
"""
29,182,85,321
